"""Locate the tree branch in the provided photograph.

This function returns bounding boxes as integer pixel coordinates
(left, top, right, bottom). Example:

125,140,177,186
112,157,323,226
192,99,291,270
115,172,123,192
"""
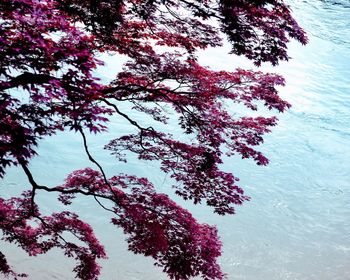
0,72,56,91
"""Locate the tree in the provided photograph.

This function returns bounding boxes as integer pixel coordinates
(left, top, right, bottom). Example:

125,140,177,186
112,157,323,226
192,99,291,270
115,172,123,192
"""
0,0,307,279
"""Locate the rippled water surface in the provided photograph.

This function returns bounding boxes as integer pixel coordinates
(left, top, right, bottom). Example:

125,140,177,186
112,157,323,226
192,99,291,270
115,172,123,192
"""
1,1,350,279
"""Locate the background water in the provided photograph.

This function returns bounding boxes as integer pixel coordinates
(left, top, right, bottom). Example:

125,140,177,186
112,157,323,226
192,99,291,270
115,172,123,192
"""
1,1,350,279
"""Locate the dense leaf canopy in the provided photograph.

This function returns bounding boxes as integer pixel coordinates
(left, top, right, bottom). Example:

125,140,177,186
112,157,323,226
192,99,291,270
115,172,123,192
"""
0,0,307,279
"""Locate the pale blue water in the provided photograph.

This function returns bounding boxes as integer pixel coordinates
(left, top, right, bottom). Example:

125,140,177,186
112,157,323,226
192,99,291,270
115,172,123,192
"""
1,1,350,279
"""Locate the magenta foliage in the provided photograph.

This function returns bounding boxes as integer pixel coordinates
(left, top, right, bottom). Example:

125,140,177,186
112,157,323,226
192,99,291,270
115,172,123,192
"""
0,192,106,280
0,0,307,279
58,168,224,279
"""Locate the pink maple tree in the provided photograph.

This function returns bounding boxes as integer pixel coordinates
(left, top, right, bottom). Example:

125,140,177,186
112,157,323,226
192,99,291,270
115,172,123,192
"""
0,0,307,279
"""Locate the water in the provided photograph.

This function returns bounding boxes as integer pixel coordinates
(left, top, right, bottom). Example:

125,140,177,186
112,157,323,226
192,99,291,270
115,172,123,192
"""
1,1,350,279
